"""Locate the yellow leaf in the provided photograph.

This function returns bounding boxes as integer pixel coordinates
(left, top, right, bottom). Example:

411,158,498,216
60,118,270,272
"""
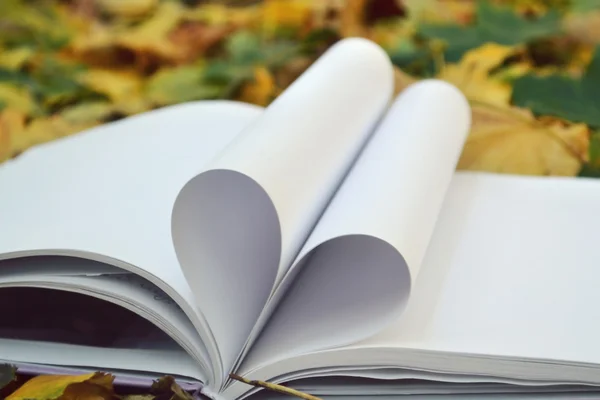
116,2,183,59
238,67,277,106
7,372,114,400
71,2,184,67
10,104,105,156
0,84,38,116
404,0,475,24
78,69,143,103
458,104,589,176
261,0,314,35
98,0,158,18
438,43,516,107
60,101,115,124
0,47,34,70
0,108,26,162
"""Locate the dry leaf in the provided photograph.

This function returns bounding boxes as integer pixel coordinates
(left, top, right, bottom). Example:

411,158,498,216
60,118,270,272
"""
60,381,117,400
98,0,158,18
0,84,38,116
261,0,314,35
78,69,142,103
0,108,26,162
71,2,184,70
9,106,104,156
6,372,114,400
168,21,233,63
150,376,193,400
238,66,278,106
0,47,35,70
77,69,149,114
458,103,589,176
404,0,475,25
438,43,516,107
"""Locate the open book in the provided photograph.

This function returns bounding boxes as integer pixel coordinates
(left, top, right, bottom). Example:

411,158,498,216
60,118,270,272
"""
2,37,600,399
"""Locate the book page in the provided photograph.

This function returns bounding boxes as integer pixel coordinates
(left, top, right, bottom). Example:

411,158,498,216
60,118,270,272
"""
170,38,394,375
229,172,600,397
0,256,210,373
239,80,471,371
0,100,264,386
361,171,600,365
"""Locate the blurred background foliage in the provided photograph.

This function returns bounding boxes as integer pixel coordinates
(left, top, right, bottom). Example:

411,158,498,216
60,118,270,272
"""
1,0,600,177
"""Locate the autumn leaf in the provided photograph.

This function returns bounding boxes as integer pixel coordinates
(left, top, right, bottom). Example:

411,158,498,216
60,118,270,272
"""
8,102,108,156
0,108,26,161
77,68,149,115
458,103,588,176
0,47,34,70
0,83,40,116
438,43,516,107
146,64,225,105
237,66,278,106
6,372,114,400
512,45,600,128
149,376,193,400
97,0,159,18
419,0,561,62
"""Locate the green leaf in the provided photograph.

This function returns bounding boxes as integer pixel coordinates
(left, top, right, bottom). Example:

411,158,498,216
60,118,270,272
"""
226,31,263,65
418,0,561,61
512,46,600,128
0,364,15,390
570,0,600,13
476,0,561,45
388,39,437,75
146,65,226,105
224,31,300,68
418,25,483,63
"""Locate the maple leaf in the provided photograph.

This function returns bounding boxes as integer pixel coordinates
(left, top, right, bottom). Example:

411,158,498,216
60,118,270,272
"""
419,0,561,62
458,103,589,176
437,43,515,107
512,45,600,128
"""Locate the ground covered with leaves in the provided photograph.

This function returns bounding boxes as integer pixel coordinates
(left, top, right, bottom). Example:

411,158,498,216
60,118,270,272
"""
1,0,600,398
0,0,599,176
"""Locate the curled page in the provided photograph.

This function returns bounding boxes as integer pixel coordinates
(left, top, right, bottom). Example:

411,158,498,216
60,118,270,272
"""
171,37,394,374
241,80,472,370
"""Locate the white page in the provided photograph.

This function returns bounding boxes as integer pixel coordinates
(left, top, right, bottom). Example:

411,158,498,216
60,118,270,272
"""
0,101,264,386
0,338,204,380
171,37,394,375
226,172,600,398
361,171,600,365
239,80,471,370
